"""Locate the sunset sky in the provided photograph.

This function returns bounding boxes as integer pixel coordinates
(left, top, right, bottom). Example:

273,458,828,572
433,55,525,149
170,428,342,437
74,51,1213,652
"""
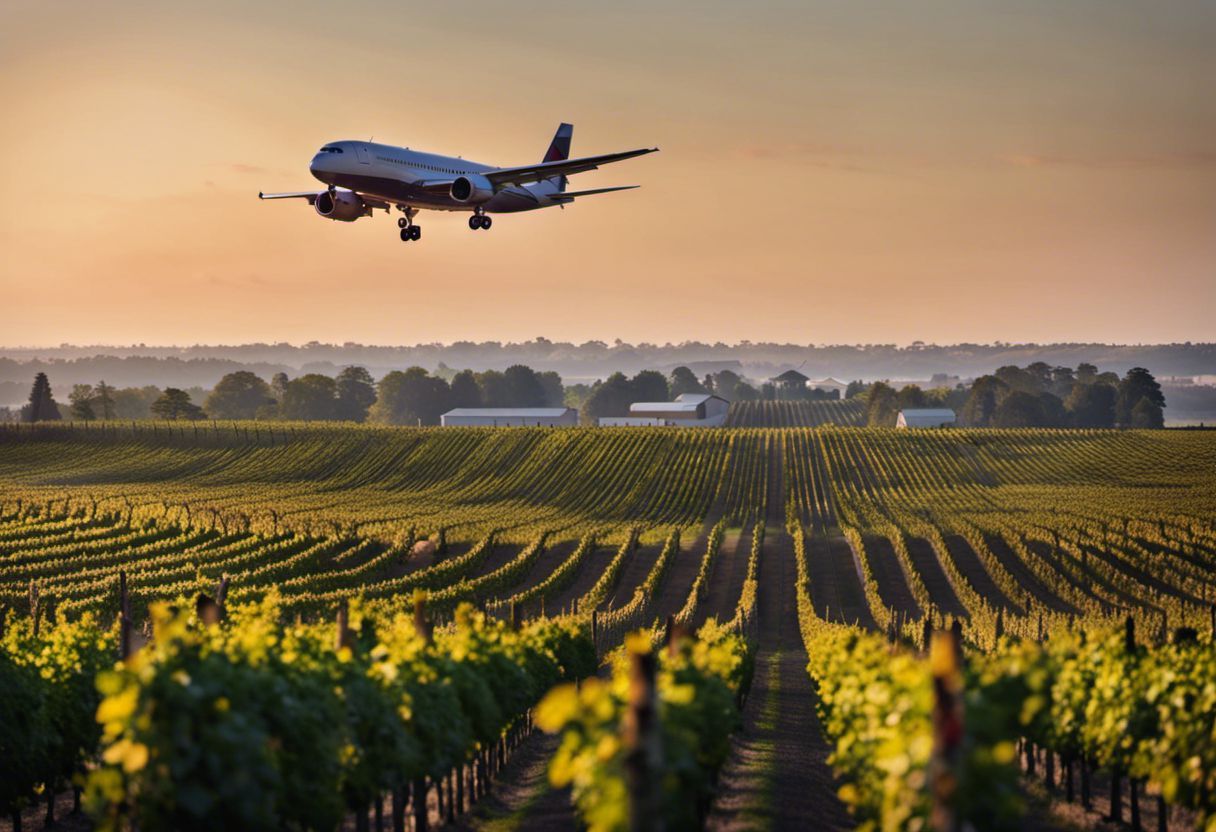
2,0,1213,347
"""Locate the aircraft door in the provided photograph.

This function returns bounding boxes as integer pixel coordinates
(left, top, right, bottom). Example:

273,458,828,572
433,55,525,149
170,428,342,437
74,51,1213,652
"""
357,145,371,165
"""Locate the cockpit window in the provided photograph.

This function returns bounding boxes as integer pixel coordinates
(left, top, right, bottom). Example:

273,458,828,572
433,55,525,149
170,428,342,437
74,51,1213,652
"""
320,146,344,153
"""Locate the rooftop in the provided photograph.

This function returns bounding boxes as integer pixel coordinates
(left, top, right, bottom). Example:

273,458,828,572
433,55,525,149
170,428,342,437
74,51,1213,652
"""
772,369,810,383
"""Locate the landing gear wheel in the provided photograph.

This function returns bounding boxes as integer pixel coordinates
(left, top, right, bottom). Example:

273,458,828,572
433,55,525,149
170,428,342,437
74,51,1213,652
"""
469,216,481,230
480,215,492,230
400,228,412,242
410,225,421,240
397,217,409,229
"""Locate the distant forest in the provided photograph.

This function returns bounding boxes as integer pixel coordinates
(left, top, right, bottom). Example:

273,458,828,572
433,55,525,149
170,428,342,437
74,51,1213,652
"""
1,341,1213,392
2,342,1214,422
4,359,1188,431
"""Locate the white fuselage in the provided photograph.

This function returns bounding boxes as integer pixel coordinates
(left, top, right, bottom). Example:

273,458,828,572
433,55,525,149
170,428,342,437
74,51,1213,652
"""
308,140,562,213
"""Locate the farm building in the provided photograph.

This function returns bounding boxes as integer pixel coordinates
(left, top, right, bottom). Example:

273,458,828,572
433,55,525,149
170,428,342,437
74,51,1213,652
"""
896,408,957,429
809,377,848,396
613,393,731,427
770,369,810,393
441,407,578,427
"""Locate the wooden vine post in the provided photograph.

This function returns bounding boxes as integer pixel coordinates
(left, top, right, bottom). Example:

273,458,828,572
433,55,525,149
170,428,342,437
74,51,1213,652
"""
591,610,599,658
929,629,964,832
118,570,132,660
623,639,661,832
412,591,433,832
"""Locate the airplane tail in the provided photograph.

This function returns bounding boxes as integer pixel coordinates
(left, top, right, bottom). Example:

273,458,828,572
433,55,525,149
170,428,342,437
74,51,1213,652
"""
543,123,572,192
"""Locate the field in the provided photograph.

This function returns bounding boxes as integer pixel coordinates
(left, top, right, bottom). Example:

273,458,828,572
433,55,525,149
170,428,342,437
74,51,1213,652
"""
2,422,1215,831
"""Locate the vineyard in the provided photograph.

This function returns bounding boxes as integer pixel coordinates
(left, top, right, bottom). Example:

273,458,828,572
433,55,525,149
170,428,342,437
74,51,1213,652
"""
2,422,1215,831
725,399,867,427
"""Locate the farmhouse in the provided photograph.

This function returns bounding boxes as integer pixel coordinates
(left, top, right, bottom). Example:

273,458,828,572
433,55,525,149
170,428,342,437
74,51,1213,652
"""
770,369,810,393
896,408,957,429
441,407,578,427
608,393,730,427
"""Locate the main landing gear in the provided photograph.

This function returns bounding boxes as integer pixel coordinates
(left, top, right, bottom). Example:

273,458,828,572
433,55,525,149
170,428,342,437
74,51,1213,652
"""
396,207,421,242
468,210,492,231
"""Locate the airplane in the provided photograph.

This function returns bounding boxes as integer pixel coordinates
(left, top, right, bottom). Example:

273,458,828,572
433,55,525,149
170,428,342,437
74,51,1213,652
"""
258,123,657,243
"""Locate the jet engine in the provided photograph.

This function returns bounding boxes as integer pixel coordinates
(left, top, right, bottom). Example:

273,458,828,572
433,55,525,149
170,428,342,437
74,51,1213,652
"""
315,189,368,221
450,174,495,204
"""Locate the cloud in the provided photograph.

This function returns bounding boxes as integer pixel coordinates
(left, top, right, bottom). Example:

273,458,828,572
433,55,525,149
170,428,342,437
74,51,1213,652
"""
1000,151,1216,170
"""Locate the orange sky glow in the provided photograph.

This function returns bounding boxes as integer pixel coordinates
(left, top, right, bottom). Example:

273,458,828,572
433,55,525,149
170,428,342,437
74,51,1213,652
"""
2,0,1213,346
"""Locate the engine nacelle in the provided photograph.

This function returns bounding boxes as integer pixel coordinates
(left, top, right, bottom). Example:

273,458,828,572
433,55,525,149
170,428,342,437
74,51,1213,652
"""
315,189,367,222
450,174,495,204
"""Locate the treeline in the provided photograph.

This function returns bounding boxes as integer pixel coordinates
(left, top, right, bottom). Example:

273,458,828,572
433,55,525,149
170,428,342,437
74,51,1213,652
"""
11,366,567,426
11,362,1172,429
12,364,762,427
860,363,1167,428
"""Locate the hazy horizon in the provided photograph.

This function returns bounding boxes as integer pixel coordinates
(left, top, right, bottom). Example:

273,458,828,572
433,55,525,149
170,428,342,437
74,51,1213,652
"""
3,0,1214,346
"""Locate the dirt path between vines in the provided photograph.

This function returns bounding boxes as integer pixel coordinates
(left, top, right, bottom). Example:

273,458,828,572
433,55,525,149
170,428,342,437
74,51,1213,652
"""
707,436,852,831
696,527,748,628
448,730,575,832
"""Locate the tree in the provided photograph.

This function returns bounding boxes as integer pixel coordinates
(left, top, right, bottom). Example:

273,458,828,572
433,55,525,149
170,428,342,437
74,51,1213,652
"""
1130,396,1164,429
369,368,450,425
95,381,116,420
69,384,97,421
669,367,706,398
991,390,1048,428
21,373,61,422
845,380,867,399
279,375,339,421
865,382,899,427
1075,363,1098,384
449,370,482,409
1065,382,1116,428
335,366,377,422
205,371,274,420
897,385,928,409
271,372,290,400
710,370,758,402
538,371,566,408
1025,361,1053,390
1049,366,1076,398
994,365,1040,395
959,376,1004,427
580,373,634,423
632,370,669,404
150,388,206,420
503,365,547,407
1116,368,1165,426
477,370,510,408
111,386,161,420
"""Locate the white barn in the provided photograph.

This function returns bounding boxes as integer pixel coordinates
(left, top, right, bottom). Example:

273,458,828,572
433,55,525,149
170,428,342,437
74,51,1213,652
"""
896,408,956,429
613,393,731,427
441,407,578,427
809,377,848,396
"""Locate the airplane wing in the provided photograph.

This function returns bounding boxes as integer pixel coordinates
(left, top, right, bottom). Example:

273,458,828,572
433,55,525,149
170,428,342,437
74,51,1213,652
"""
258,190,390,210
485,147,658,188
551,185,640,202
